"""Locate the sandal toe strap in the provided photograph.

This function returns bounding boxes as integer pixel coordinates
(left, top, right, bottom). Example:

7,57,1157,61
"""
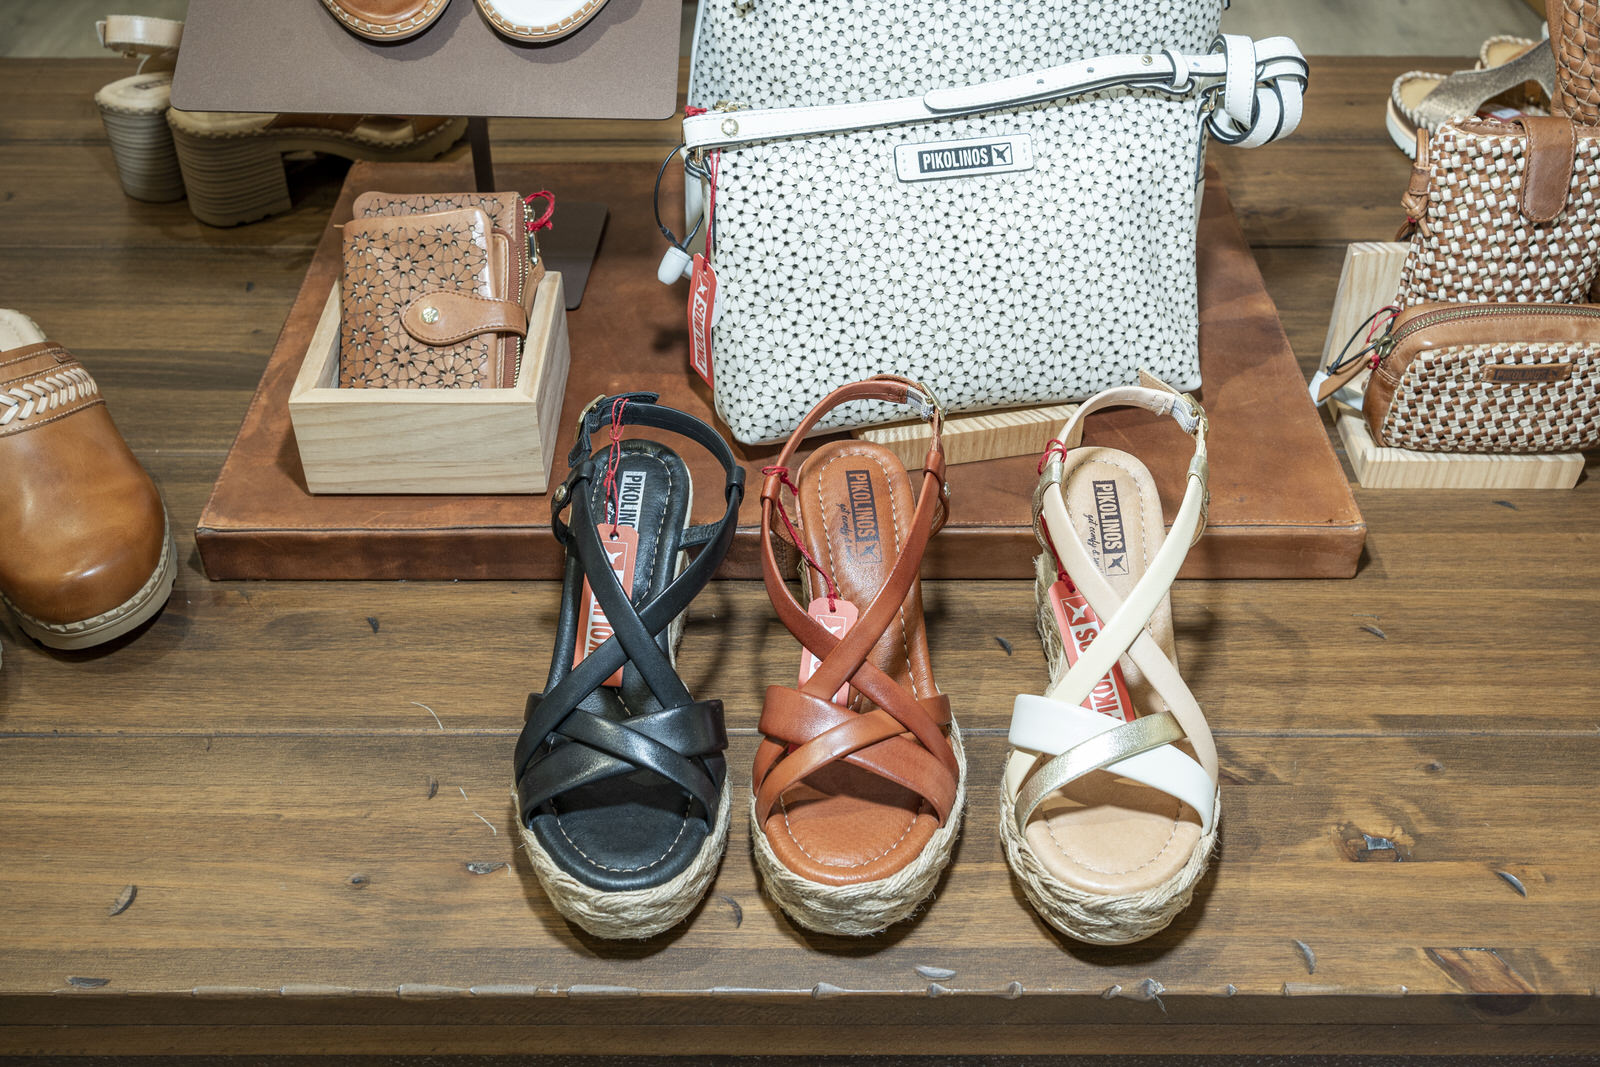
753,687,958,826
517,699,725,823
1009,698,1217,834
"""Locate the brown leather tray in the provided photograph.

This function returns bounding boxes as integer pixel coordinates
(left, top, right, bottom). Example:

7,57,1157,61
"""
197,160,1365,580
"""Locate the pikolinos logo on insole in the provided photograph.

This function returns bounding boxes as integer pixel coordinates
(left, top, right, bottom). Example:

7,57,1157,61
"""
844,469,883,564
1090,479,1129,576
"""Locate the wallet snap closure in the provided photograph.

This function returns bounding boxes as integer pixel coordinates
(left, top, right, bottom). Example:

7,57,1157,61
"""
401,291,527,345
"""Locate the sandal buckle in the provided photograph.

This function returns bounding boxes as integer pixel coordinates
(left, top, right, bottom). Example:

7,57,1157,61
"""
575,393,606,434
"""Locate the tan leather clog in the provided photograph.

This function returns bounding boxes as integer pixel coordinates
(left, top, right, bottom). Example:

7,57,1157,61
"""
0,311,174,650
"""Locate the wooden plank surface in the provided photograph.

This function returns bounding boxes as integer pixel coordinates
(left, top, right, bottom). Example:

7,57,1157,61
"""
1,55,1598,1056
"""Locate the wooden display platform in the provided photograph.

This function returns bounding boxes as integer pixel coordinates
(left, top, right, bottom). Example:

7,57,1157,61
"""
195,161,1365,581
1318,242,1586,489
4,56,1600,1059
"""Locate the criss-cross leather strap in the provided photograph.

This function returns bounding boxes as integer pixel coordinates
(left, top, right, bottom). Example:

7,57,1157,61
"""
753,375,958,827
1008,375,1219,835
514,393,745,828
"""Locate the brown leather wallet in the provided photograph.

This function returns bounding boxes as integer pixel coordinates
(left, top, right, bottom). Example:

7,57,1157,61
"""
338,206,527,389
350,191,543,389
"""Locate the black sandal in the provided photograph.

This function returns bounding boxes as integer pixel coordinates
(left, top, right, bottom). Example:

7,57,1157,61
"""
514,393,744,938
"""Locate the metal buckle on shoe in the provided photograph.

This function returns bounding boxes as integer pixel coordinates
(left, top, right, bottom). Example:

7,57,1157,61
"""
575,393,606,435
905,379,945,424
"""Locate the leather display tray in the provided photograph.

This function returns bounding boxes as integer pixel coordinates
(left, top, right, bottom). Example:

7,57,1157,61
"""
196,160,1365,580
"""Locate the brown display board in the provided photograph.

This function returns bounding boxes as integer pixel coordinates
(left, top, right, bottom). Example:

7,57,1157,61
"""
196,159,1366,581
169,0,681,120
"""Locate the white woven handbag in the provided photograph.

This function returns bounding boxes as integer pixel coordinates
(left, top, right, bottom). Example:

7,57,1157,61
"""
660,19,1307,444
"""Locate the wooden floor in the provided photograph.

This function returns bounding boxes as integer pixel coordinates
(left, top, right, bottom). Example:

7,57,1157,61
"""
0,56,1598,1058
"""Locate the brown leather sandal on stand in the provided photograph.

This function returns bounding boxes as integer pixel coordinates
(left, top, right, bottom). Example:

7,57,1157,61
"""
751,376,966,937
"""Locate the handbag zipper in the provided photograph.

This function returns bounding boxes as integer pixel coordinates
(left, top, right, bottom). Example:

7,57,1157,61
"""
510,195,529,385
1372,304,1600,366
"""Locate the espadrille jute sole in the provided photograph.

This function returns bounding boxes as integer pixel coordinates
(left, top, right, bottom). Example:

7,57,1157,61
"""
999,783,1217,945
519,777,731,940
751,725,967,938
167,114,468,227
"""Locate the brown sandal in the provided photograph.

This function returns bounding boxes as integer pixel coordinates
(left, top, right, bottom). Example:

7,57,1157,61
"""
751,376,966,936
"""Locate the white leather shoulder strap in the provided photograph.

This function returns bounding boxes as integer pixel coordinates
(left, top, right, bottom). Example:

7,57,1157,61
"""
684,35,1306,152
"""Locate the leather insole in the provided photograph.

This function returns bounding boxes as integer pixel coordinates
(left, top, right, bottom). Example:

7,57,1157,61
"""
1003,447,1203,895
527,440,723,892
761,440,941,887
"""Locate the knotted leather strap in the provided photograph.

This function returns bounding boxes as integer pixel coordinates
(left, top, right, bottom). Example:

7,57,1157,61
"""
514,393,745,826
1009,375,1219,835
753,376,958,827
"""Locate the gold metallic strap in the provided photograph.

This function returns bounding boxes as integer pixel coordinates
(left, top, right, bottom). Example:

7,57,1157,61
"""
1012,711,1185,834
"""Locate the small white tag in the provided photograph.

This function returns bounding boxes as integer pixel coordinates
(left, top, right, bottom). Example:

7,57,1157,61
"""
894,134,1034,183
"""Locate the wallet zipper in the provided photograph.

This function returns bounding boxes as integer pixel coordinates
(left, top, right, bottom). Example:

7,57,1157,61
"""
511,196,529,385
1372,304,1600,367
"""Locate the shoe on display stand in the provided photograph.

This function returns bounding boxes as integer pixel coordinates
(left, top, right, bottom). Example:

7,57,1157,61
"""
513,393,745,939
0,310,176,650
476,0,612,43
320,0,452,42
751,377,966,937
1385,31,1555,156
1001,376,1220,945
94,14,186,202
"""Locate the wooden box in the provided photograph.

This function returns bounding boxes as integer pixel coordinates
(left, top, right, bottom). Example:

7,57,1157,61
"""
287,271,571,494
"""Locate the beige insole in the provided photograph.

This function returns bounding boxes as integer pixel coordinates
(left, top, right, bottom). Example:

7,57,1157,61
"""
1004,447,1203,896
0,309,46,353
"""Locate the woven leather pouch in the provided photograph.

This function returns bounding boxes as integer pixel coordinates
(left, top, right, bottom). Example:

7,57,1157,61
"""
338,207,527,389
1549,0,1600,125
1396,115,1600,307
1363,302,1600,453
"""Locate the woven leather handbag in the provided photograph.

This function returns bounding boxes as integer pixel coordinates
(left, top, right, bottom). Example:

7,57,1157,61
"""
658,29,1307,444
1314,302,1600,454
1395,115,1600,308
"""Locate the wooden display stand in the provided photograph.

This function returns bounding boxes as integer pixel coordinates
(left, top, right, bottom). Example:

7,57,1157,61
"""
288,273,570,495
1319,243,1586,490
855,403,1078,468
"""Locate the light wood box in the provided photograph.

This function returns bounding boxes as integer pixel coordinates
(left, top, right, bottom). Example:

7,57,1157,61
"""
288,271,571,494
1318,243,1584,490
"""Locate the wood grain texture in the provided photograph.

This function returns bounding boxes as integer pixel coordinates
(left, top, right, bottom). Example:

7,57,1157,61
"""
1,56,1598,1057
855,403,1079,469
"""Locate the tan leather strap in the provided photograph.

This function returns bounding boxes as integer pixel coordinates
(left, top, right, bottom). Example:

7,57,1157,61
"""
754,375,956,826
1514,114,1577,223
401,293,526,346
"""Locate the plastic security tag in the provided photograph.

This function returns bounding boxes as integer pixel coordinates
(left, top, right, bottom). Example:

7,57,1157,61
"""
573,524,640,688
689,253,717,387
1047,580,1136,723
799,597,858,706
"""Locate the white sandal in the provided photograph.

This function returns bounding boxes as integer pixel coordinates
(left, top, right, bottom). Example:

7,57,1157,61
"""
1000,375,1220,945
94,15,186,203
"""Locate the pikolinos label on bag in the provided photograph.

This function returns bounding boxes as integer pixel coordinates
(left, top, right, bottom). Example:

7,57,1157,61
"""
893,134,1034,182
1047,580,1135,724
573,523,641,688
1482,361,1572,383
689,253,717,386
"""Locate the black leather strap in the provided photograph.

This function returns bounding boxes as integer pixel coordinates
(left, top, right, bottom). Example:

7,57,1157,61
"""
516,395,744,826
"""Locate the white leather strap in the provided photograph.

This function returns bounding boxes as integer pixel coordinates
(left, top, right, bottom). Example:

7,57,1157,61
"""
683,35,1306,152
1009,695,1217,832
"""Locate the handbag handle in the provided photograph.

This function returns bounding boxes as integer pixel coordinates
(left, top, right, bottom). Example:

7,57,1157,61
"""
684,35,1307,153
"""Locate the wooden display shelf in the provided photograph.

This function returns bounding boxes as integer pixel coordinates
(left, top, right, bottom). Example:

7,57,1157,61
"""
194,161,1365,581
1318,242,1586,490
